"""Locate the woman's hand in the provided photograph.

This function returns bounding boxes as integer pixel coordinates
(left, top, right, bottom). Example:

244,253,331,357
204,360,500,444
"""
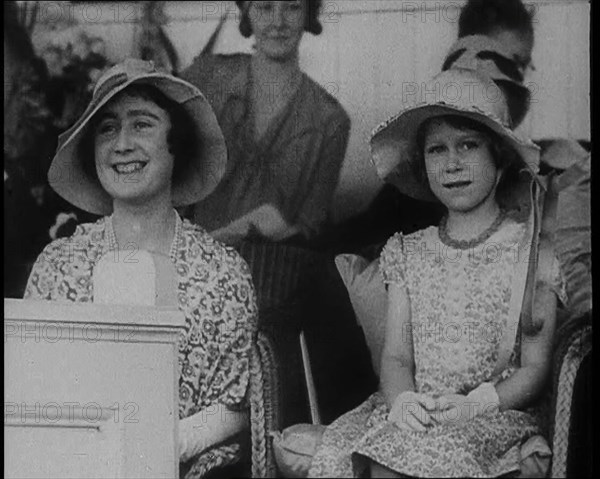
388,391,437,432
178,415,199,463
178,405,249,464
210,204,299,243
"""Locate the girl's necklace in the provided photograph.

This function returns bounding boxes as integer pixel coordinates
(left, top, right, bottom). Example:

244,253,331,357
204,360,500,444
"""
438,209,507,249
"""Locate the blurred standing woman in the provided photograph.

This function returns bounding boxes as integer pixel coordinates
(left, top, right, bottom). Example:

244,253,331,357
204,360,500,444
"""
182,0,351,244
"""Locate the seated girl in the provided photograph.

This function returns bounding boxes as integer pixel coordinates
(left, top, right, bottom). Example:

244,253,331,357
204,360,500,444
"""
308,68,565,478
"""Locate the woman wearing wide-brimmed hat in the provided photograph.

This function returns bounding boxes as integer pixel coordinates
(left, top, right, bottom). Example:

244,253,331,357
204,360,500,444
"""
308,68,566,478
24,59,258,467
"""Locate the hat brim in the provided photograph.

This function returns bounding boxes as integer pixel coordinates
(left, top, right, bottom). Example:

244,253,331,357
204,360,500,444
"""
48,73,227,216
370,103,541,203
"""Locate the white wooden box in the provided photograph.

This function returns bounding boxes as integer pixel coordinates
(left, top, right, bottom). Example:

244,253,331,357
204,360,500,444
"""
4,299,185,479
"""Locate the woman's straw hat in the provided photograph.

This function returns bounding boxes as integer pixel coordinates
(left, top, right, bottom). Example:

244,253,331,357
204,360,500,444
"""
48,58,227,215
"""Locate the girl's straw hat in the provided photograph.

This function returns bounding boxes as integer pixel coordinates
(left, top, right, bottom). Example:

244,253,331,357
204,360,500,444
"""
48,58,227,215
370,68,540,204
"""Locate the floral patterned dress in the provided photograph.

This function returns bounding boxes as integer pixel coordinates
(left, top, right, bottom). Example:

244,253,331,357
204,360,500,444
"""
24,214,258,458
309,217,564,478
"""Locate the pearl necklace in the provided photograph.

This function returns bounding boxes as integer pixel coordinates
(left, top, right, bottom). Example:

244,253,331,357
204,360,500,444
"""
438,209,507,250
105,209,183,263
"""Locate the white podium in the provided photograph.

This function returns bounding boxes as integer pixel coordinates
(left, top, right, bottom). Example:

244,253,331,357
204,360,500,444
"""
4,298,185,479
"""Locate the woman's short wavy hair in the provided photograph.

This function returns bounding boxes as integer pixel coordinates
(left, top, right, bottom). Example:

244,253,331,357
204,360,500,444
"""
235,1,323,38
458,0,534,39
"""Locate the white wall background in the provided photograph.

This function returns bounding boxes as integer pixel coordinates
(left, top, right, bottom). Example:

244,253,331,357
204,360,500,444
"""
31,0,591,221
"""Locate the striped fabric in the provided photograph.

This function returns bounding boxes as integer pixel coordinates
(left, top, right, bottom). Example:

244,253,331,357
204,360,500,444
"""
236,240,321,314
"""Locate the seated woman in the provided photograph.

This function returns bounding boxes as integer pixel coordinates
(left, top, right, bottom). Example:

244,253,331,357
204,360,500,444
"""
181,0,351,245
23,59,258,470
308,68,565,477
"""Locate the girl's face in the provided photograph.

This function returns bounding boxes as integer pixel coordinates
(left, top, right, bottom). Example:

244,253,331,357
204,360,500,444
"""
423,119,501,214
94,92,174,208
249,1,306,62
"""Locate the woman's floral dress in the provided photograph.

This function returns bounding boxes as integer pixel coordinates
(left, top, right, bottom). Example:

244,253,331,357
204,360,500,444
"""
309,218,565,478
24,215,258,460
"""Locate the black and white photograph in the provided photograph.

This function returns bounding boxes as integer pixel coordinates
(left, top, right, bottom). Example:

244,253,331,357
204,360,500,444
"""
4,1,591,478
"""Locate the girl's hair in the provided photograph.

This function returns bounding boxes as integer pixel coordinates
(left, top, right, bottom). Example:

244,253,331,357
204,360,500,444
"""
78,84,198,185
413,115,523,205
458,0,534,39
236,0,323,38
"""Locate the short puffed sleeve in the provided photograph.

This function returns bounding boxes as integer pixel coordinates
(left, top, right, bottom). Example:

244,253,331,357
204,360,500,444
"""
536,244,568,307
379,233,407,287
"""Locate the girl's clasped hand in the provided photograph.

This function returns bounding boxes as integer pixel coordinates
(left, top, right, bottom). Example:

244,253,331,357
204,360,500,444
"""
389,383,501,432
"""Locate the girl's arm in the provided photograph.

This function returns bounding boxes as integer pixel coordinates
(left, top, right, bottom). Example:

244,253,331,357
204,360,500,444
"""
433,277,558,424
381,283,437,431
433,245,561,425
380,282,415,409
495,282,557,411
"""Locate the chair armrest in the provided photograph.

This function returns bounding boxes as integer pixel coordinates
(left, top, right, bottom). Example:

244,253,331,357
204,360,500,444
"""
549,312,592,478
249,330,282,477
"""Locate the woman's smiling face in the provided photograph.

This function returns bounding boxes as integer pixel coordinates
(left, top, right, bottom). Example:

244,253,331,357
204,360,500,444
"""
248,1,306,62
423,118,501,214
93,90,174,207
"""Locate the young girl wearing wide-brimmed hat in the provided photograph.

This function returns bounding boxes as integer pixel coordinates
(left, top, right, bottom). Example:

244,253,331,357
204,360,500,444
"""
309,68,566,478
